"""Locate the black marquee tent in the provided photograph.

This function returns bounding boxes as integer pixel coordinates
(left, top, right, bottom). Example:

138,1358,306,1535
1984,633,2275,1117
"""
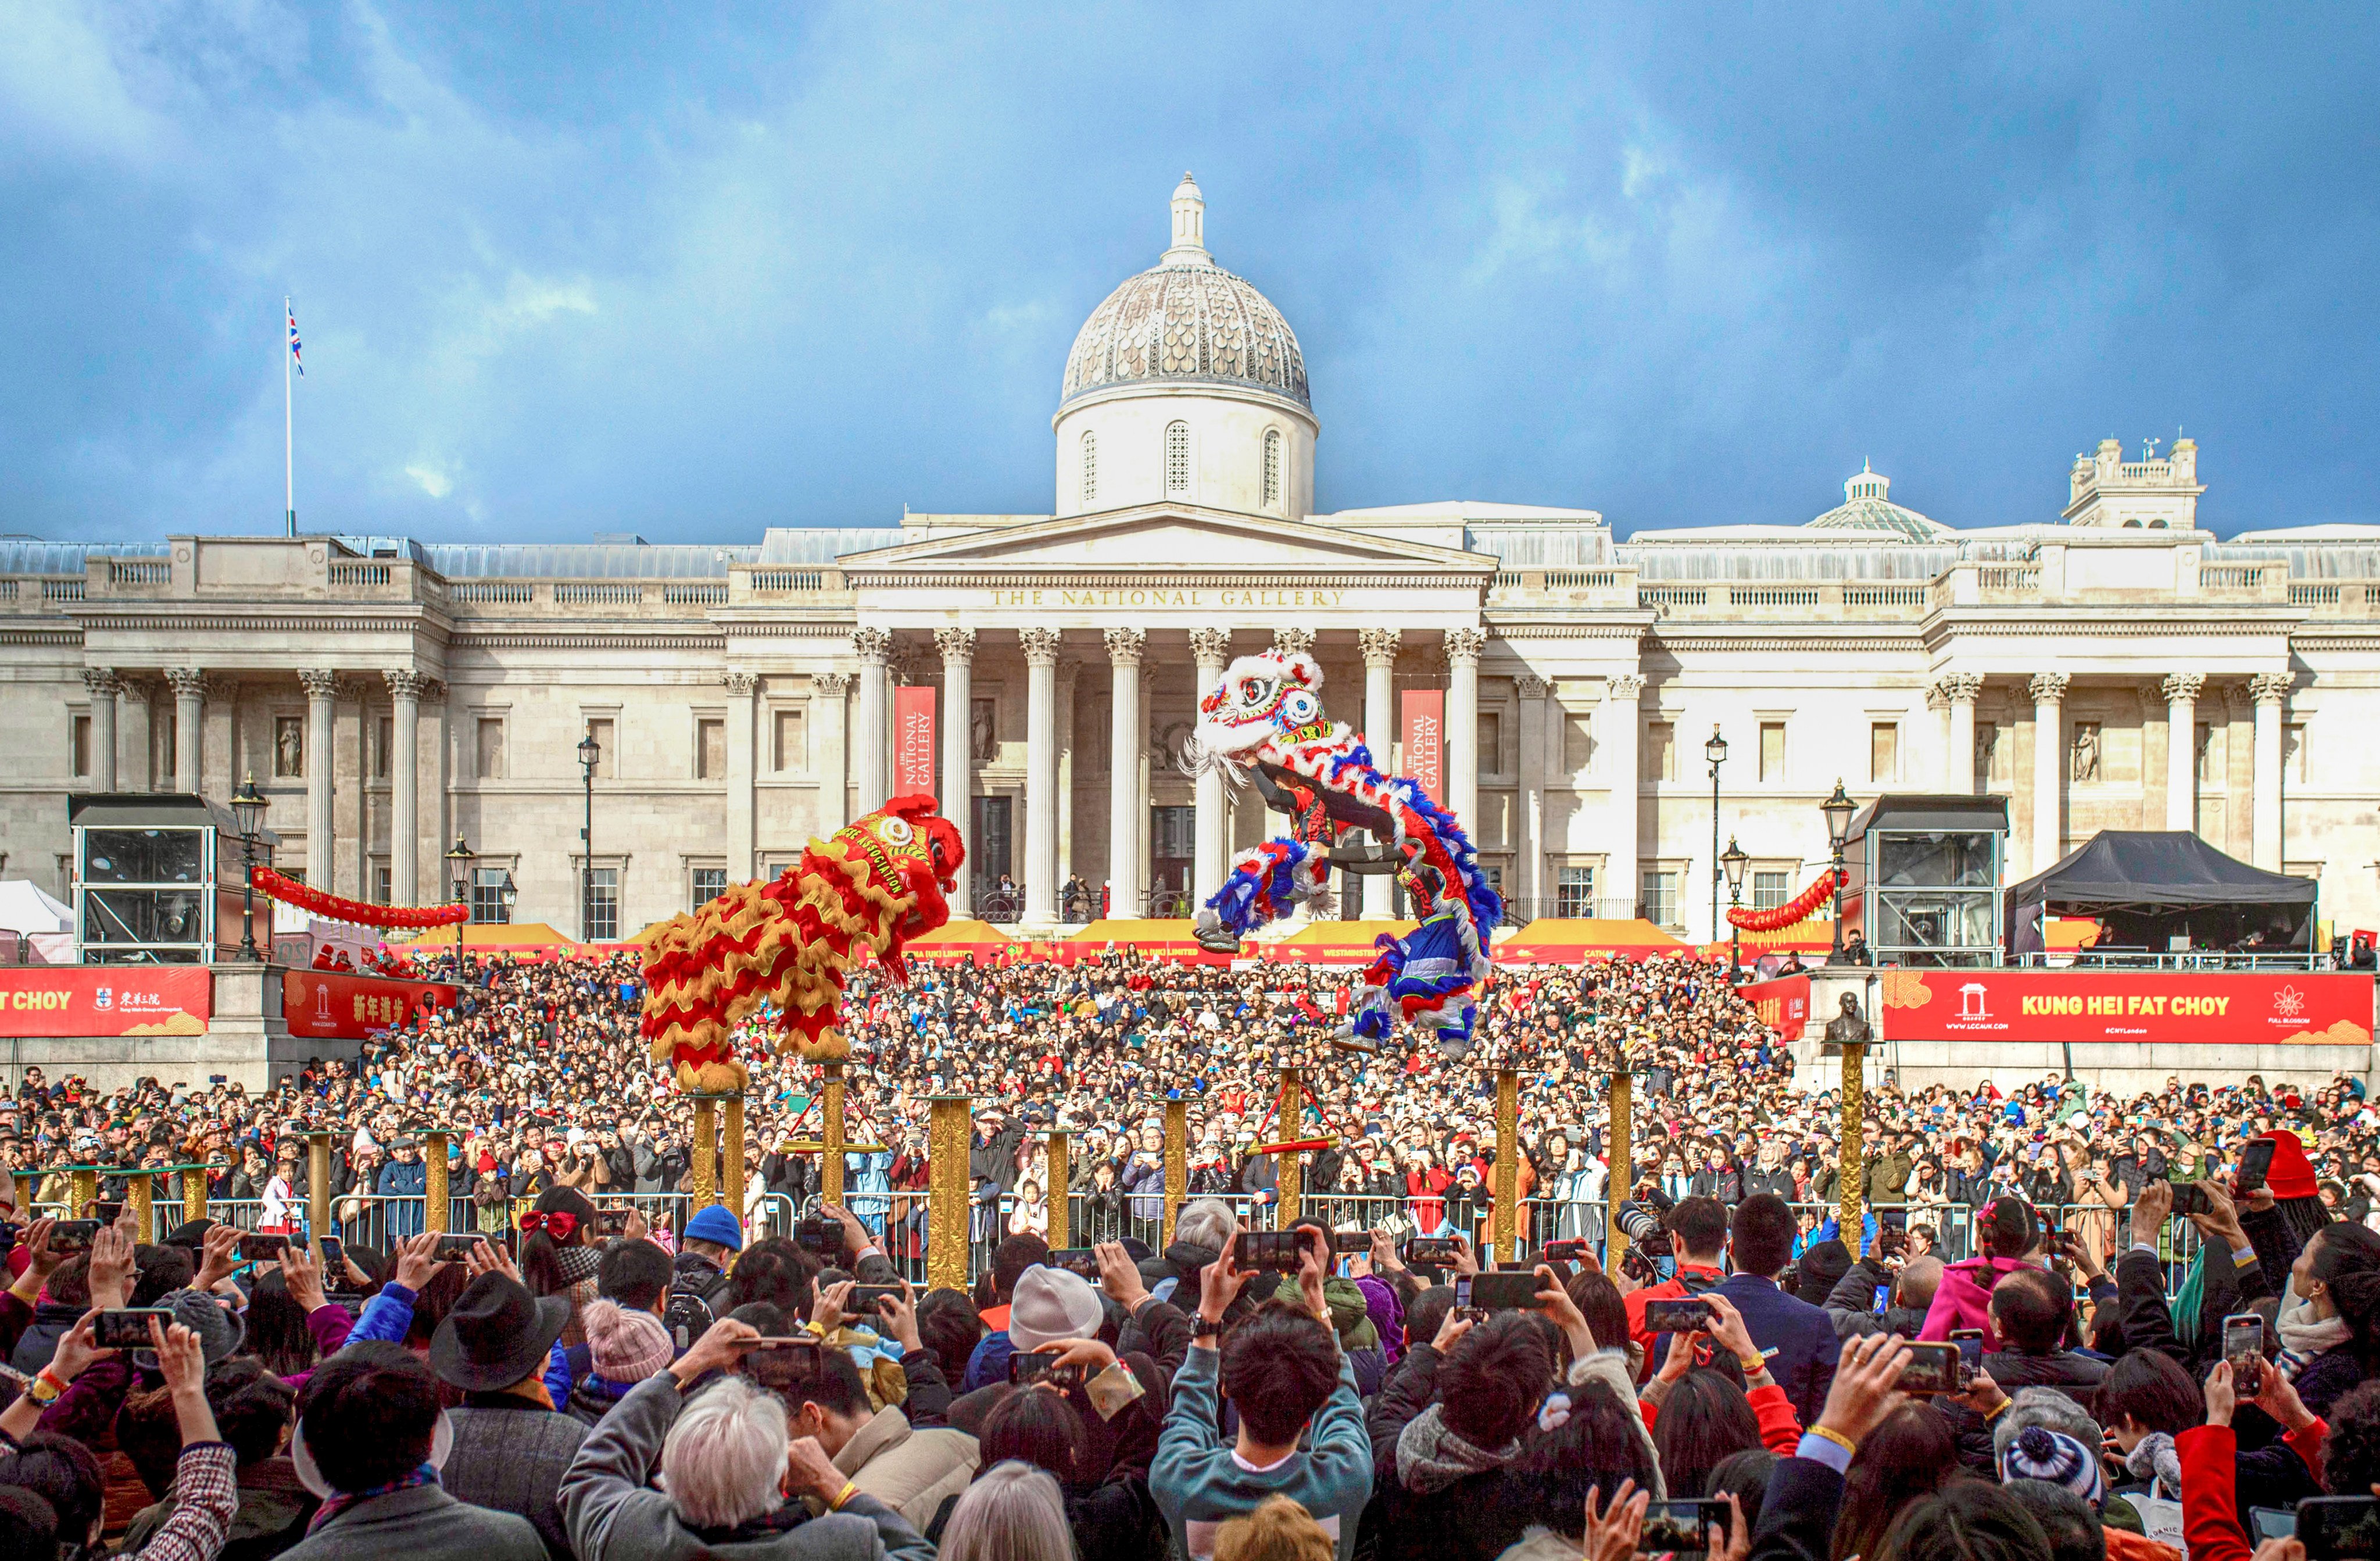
2006,830,2317,955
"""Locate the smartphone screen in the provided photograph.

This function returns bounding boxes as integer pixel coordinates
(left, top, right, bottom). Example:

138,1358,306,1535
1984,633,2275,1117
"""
2296,1496,2380,1561
46,1220,99,1255
1950,1328,1985,1373
2236,1139,2278,1195
1642,1298,1713,1334
1638,1499,1724,1555
1898,1342,1964,1395
2224,1313,2266,1392
237,1233,290,1262
1455,1271,1541,1310
1233,1230,1302,1273
1045,1247,1102,1278
91,1308,174,1349
432,1234,486,1259
316,1235,345,1271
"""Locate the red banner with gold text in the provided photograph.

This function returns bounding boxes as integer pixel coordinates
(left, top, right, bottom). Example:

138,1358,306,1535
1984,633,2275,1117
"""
1401,690,1444,798
282,969,459,1041
1739,974,1812,1044
894,685,937,799
0,967,213,1038
1878,968,2374,1047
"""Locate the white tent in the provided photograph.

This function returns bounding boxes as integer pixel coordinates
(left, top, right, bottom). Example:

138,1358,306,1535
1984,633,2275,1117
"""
0,880,74,963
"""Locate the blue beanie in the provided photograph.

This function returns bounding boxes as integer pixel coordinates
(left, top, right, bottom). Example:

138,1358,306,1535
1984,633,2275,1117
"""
683,1203,745,1252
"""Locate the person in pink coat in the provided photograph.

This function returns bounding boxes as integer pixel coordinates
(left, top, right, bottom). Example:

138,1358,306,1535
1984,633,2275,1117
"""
1920,1195,2043,1348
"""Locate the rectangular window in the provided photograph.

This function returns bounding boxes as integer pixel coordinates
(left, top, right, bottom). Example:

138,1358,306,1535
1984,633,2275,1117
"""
1759,721,1785,782
1869,723,1899,785
1555,864,1595,917
1151,805,1196,859
475,718,507,780
2284,722,2307,784
374,716,392,780
696,719,726,780
374,863,391,905
774,708,807,771
1644,721,1677,782
1752,870,1791,911
274,716,305,779
585,718,616,780
70,715,90,778
1563,713,1594,773
1641,869,1679,928
1477,711,1503,776
470,867,510,924
691,867,728,910
584,867,619,942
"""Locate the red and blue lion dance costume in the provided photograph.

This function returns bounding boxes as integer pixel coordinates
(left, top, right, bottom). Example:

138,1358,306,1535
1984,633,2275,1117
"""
1183,646,1499,1059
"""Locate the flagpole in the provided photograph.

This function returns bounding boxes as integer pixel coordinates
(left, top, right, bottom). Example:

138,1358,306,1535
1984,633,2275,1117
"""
284,295,295,537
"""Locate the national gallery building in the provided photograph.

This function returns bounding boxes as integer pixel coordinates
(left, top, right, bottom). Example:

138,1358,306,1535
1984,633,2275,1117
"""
6,177,2378,942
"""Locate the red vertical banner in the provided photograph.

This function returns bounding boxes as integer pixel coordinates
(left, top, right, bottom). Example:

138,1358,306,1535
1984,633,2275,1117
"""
1401,689,1445,798
894,685,937,799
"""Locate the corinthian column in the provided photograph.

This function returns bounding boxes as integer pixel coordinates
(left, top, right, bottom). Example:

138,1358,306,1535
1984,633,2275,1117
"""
1189,627,1233,906
1358,628,1400,919
1516,674,1551,913
934,628,977,915
384,671,427,902
851,628,892,815
1606,675,1644,919
166,667,209,799
1021,628,1064,928
1105,628,1146,916
1444,628,1487,832
2250,673,2290,870
297,669,339,883
81,670,121,792
724,671,758,881
2163,673,2205,833
812,673,851,833
2028,673,2069,872
1934,674,1983,794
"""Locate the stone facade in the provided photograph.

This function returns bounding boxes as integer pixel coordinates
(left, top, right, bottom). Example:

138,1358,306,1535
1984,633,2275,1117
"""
5,181,2372,944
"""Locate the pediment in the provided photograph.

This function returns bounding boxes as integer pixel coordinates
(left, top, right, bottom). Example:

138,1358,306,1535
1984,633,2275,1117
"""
838,503,1492,577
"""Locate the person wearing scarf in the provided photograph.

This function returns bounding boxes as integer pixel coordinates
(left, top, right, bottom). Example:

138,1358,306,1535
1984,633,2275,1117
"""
430,1271,590,1560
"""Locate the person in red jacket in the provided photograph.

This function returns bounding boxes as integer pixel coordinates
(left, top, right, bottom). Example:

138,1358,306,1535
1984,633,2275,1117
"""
1624,1197,1731,1369
1405,1146,1453,1233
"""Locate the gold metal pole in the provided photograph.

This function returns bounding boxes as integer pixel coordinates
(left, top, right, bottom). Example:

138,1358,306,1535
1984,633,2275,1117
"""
725,1096,747,1217
1605,1063,1633,1280
1162,1100,1187,1248
927,1095,971,1294
1275,1068,1302,1224
1045,1130,1071,1248
424,1130,450,1235
821,1064,845,1205
1493,1067,1519,1266
691,1098,718,1211
180,1166,209,1228
307,1132,332,1243
70,1167,98,1219
126,1171,155,1244
12,1174,33,1219
1840,1042,1867,1261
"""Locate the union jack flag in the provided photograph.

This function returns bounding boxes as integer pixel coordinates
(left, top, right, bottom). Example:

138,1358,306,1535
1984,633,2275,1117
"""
287,303,304,377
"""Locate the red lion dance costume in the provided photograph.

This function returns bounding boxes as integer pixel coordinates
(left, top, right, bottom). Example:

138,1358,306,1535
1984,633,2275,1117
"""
637,794,964,1092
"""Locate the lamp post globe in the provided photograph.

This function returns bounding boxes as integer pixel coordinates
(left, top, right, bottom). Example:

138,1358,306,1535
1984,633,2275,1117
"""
231,773,267,960
1705,726,1728,942
578,730,601,942
1720,834,1750,979
1821,780,1856,963
444,835,475,958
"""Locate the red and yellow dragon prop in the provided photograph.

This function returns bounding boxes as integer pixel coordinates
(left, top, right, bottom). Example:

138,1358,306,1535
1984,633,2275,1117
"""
636,794,964,1092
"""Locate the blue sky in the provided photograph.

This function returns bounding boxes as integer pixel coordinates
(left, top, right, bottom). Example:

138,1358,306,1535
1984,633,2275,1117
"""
5,3,2377,544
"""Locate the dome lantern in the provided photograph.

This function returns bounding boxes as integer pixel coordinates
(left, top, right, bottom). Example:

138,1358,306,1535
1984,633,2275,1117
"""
1163,172,1209,266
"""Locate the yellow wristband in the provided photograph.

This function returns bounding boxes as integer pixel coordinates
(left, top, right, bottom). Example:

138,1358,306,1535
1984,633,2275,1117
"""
1808,1426,1858,1456
26,1370,63,1405
1738,1356,1767,1376
829,1481,859,1511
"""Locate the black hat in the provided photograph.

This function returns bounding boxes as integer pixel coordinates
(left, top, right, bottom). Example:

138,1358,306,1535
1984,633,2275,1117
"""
428,1273,570,1394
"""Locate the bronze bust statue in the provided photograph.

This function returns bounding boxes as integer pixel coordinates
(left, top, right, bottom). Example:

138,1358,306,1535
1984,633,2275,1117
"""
1824,991,1872,1049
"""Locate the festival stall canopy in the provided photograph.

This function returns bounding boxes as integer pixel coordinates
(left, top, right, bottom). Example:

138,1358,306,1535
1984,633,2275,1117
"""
0,880,71,935
2007,831,2317,952
904,919,1014,960
1502,919,1687,962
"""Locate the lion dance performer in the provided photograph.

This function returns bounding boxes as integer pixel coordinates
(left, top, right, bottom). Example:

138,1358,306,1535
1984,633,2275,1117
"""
1182,646,1499,1058
637,794,964,1091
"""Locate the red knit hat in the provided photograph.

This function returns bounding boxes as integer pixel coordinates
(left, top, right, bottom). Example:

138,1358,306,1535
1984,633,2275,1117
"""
2257,1129,2320,1202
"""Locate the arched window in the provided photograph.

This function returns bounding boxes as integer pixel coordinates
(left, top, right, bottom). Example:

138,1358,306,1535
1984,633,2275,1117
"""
1165,421,1190,495
1262,428,1282,507
1080,430,1097,507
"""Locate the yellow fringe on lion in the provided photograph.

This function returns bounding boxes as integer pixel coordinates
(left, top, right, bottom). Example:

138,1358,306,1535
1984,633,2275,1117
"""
636,794,964,1092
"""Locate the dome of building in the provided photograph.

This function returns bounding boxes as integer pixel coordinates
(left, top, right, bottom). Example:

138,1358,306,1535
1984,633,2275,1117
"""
1804,463,1949,542
1059,174,1310,413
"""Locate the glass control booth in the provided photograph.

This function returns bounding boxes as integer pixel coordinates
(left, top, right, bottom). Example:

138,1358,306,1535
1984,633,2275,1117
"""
69,793,275,964
1837,794,2008,968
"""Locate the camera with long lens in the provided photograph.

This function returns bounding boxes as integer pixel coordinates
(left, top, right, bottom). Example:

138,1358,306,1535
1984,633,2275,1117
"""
1614,1202,1666,1245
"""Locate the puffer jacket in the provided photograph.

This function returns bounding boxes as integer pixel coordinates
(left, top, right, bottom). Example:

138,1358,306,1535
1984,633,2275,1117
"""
1917,1255,2035,1348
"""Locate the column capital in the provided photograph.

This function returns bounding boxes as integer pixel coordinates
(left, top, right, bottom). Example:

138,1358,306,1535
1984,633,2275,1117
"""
1357,627,1401,669
1021,626,1064,667
167,667,214,699
1272,627,1316,658
1608,673,1645,701
81,669,123,699
1516,673,1552,699
384,669,431,701
2027,672,2070,705
297,668,340,699
1103,626,1147,666
933,626,978,665
811,671,852,698
2161,672,2206,706
1932,673,1984,705
724,670,760,696
2249,671,2294,708
851,627,892,664
1188,627,1233,668
1443,627,1487,666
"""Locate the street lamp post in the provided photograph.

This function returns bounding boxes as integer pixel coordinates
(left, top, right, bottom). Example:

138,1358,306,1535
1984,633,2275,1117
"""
1823,780,1857,965
444,836,475,962
1704,726,1728,942
577,731,602,942
1721,835,1749,979
230,774,267,962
